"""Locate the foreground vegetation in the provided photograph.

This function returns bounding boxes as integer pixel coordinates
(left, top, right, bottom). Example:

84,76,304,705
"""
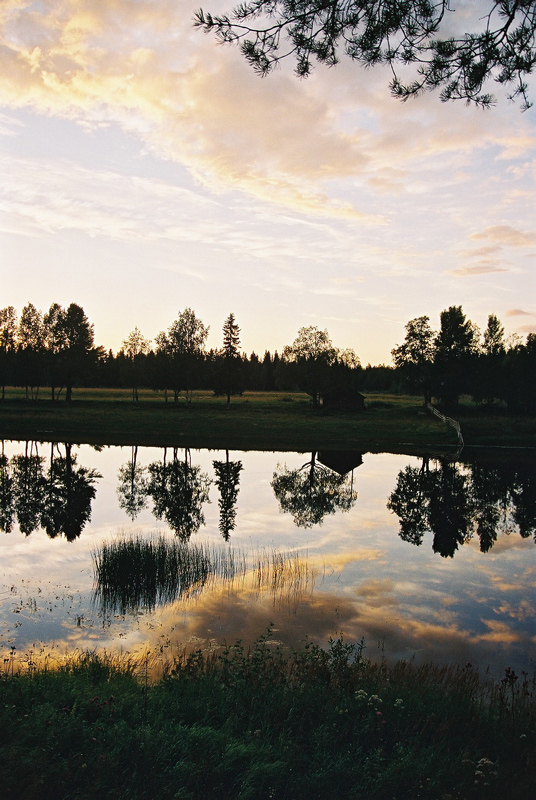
1,635,534,800
0,389,534,452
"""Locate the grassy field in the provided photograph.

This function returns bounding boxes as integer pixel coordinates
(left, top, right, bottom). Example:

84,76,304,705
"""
1,635,534,800
0,388,534,453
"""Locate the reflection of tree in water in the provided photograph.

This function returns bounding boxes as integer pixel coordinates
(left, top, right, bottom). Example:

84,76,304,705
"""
470,464,510,553
385,460,431,547
147,448,211,541
510,463,536,540
427,461,472,557
271,451,357,528
1,441,101,539
388,458,536,557
117,446,148,520
40,442,102,541
0,442,15,533
11,442,45,535
213,450,243,540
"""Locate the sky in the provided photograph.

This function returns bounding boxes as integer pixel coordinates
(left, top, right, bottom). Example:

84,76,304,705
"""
1,0,535,365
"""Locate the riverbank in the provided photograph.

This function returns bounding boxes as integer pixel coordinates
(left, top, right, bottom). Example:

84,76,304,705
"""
1,636,534,800
0,389,534,453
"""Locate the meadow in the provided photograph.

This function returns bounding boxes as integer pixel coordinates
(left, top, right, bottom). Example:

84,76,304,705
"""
1,633,534,800
0,388,534,452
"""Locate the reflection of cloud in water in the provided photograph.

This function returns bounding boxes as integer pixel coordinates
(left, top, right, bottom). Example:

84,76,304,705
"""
106,575,536,677
494,599,536,622
2,445,535,678
353,578,398,606
324,549,385,570
4,567,535,677
467,536,535,556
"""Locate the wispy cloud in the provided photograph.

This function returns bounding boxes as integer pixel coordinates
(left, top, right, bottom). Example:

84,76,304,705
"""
0,112,24,137
449,264,509,276
471,225,536,247
1,0,534,221
506,308,535,316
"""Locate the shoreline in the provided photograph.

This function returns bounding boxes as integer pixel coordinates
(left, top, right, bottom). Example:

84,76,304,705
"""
0,390,534,455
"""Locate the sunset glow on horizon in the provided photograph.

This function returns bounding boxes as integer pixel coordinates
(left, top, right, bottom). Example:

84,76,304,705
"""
1,0,535,364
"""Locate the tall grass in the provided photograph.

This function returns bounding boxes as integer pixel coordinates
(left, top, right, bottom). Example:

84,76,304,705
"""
93,536,243,613
92,535,314,615
1,634,534,799
251,547,315,606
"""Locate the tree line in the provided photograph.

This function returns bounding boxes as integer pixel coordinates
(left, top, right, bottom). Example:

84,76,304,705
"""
0,302,534,411
391,306,535,412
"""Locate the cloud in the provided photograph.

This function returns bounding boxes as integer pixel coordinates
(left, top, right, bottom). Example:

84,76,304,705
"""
449,264,509,276
463,244,503,258
506,308,535,316
471,225,536,247
0,0,534,222
0,153,228,242
0,0,385,221
0,111,24,136
504,309,536,333
476,619,523,644
1,150,404,300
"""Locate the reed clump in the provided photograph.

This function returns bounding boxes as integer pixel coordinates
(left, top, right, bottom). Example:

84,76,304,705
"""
1,633,534,799
93,535,245,613
93,535,314,615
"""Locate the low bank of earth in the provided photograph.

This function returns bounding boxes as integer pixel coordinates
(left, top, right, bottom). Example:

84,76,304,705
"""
0,390,534,454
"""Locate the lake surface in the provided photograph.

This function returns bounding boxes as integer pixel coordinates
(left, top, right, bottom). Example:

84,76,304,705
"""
1,441,535,677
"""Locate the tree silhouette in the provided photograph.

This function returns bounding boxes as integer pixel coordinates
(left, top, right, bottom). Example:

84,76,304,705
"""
40,442,101,541
121,327,151,402
195,1,536,109
42,303,68,402
0,306,17,401
434,306,478,407
156,308,209,404
220,312,242,405
272,451,357,527
17,302,44,400
282,326,338,405
147,448,212,540
483,314,506,357
391,316,436,403
60,304,94,403
213,450,243,540
117,446,149,520
470,462,511,552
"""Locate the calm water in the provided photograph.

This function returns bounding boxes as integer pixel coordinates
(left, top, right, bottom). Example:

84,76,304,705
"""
1,441,535,676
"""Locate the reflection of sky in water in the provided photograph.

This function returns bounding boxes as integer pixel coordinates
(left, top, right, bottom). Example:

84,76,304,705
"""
0,443,535,677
